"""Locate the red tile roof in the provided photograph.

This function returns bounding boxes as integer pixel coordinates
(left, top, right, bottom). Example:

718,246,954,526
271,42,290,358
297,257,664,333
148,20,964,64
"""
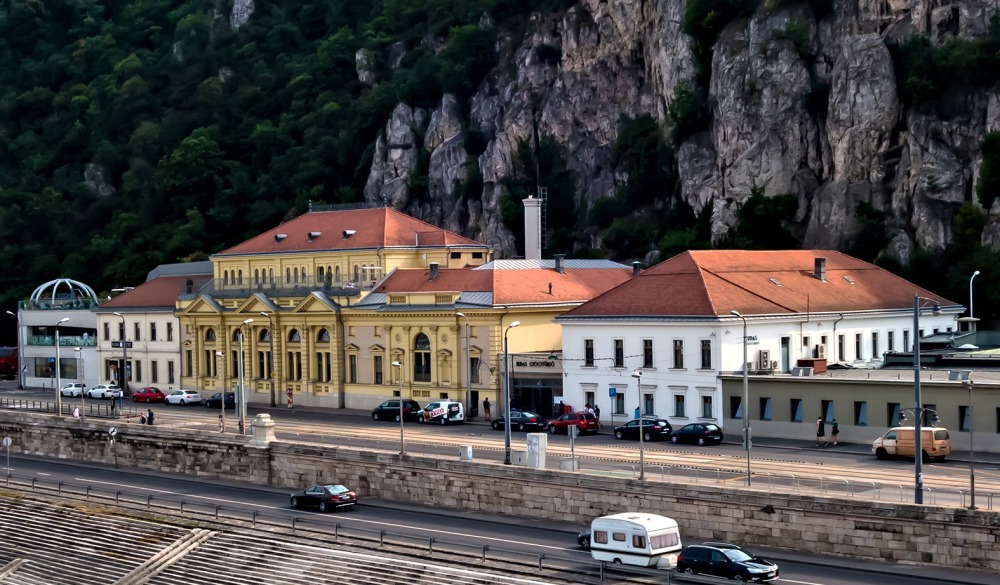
561,250,960,318
374,265,633,304
214,208,485,256
99,275,210,309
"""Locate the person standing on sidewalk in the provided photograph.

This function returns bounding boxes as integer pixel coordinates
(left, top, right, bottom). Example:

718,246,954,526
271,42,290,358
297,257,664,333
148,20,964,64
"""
831,418,839,446
482,398,491,420
816,416,826,446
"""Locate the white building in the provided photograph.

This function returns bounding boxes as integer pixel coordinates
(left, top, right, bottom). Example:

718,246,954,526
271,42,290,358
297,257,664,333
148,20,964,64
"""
556,251,962,431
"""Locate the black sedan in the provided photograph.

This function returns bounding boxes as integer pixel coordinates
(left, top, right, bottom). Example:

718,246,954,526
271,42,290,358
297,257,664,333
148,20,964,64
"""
205,392,236,409
676,543,779,582
671,423,724,445
289,484,357,512
577,531,591,550
490,410,548,431
613,417,673,441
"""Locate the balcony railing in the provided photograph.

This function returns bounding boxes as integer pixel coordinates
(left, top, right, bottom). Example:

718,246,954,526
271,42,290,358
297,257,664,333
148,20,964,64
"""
19,298,100,311
27,336,98,347
178,276,373,301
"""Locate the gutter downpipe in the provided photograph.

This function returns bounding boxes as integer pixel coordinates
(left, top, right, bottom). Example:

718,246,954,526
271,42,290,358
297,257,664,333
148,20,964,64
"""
798,295,811,363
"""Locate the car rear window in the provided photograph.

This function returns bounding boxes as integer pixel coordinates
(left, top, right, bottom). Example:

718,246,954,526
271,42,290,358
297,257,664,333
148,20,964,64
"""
583,414,597,421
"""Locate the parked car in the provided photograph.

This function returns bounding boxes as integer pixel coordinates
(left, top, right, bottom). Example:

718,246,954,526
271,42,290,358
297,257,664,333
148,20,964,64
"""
547,412,599,435
491,410,548,431
671,423,724,446
371,399,421,422
417,400,465,425
614,417,673,441
86,384,122,399
132,387,166,403
59,382,86,397
289,484,357,512
675,543,779,582
205,392,236,409
165,390,203,405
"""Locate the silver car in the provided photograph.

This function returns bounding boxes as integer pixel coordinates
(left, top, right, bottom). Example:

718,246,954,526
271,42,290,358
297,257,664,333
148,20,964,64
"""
165,390,203,405
86,384,122,399
59,383,86,397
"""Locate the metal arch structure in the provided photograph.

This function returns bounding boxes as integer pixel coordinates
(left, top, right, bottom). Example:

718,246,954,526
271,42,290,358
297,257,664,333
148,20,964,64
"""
29,279,100,307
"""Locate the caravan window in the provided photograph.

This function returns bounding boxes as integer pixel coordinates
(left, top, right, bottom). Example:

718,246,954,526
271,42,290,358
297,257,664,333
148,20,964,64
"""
593,531,608,545
650,533,679,549
612,532,626,542
632,535,646,548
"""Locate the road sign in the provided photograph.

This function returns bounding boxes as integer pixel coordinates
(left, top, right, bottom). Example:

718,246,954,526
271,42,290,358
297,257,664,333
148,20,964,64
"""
608,388,616,398
111,341,133,349
1,437,10,447
108,428,118,437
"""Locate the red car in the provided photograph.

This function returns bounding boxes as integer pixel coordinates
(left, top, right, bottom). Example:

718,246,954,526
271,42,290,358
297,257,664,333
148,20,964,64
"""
132,387,166,403
547,412,599,435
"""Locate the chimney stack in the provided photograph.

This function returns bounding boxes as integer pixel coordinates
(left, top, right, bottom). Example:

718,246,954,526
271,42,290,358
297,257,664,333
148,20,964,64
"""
814,257,827,282
554,254,565,274
523,196,542,260
632,261,642,277
429,262,439,280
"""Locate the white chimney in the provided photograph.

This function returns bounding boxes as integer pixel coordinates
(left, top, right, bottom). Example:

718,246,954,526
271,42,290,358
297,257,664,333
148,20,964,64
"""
523,195,542,260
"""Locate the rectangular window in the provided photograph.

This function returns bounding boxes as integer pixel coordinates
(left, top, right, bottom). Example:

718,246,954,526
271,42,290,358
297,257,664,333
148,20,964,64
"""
701,395,713,418
887,331,894,352
674,394,685,418
151,361,158,383
701,340,711,369
837,335,845,362
470,357,480,383
642,339,653,368
790,398,803,422
594,531,608,545
414,353,431,382
168,361,175,384
584,339,594,367
167,322,173,341
323,352,331,382
348,355,357,383
673,340,684,369
730,396,743,419
585,391,595,410
103,322,110,341
903,330,910,352
374,355,384,384
887,402,901,427
150,322,157,342
615,393,625,415
960,405,971,432
821,399,833,422
854,333,862,360
632,534,646,549
135,360,142,382
759,397,772,421
134,323,141,341
854,401,867,426
185,351,192,377
118,322,125,340
803,336,810,349
643,394,654,416
871,332,879,358
613,339,624,368
612,532,626,542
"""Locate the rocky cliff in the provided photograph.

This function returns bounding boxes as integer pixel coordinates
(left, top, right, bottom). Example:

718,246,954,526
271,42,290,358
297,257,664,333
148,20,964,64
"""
360,0,1000,264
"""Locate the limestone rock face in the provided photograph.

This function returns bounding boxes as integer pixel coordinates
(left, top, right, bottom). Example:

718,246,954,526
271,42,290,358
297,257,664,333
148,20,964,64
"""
362,1,1000,260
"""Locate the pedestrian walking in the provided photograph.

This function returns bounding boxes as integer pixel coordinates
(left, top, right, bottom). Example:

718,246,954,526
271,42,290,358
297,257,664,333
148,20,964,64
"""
585,403,595,416
72,406,80,419
557,400,565,417
147,409,154,425
634,406,641,420
109,398,116,415
218,414,225,433
831,418,839,446
816,416,826,446
483,398,492,420
594,404,601,421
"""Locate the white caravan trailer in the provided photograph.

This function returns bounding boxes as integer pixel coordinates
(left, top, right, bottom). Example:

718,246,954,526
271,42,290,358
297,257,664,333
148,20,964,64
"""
589,512,682,568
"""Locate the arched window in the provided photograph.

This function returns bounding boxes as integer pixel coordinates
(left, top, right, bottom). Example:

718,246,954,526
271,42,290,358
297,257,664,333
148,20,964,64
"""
223,271,229,286
205,328,216,342
318,266,325,281
301,266,306,283
232,328,243,342
334,265,341,283
288,329,301,343
269,268,274,284
254,269,260,284
259,329,271,342
286,268,291,283
413,333,431,382
238,270,243,285
353,264,360,281
317,328,330,343
294,267,299,283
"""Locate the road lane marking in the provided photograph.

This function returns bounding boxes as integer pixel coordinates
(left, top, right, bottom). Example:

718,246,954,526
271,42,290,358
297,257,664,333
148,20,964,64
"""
77,478,579,552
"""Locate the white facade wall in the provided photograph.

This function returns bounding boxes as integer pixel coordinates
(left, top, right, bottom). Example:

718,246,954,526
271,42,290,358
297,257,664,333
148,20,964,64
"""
561,311,960,432
96,312,183,393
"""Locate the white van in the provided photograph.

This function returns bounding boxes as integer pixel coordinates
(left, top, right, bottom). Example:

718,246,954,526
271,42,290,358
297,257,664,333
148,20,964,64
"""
417,400,465,425
589,513,682,568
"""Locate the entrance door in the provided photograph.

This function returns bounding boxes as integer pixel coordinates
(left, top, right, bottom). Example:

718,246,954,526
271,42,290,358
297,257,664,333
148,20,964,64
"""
780,337,790,372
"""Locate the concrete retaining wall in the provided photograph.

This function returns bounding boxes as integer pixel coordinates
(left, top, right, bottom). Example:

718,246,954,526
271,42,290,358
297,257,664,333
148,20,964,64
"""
2,412,999,573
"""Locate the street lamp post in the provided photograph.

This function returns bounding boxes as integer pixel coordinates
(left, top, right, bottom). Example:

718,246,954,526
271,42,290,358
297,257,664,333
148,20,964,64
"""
238,318,254,434
912,295,941,505
966,378,977,509
112,312,129,401
54,317,70,416
216,351,226,432
456,312,472,420
260,312,277,407
731,310,751,486
969,270,981,332
631,370,645,480
75,347,85,421
5,311,23,389
503,321,520,465
392,360,404,455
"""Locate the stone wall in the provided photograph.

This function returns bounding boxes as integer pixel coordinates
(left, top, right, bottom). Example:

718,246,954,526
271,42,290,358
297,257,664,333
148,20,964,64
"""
3,412,999,573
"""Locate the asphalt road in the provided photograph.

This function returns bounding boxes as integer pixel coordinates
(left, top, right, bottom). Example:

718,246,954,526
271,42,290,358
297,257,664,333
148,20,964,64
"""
3,455,993,585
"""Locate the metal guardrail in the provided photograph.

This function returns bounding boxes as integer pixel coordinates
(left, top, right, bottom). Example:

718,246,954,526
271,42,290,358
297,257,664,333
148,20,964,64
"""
0,473,678,584
0,397,138,420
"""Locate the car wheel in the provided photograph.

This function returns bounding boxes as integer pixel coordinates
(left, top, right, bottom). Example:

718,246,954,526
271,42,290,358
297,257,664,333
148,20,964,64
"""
372,412,379,421
671,436,679,444
319,501,328,513
615,431,623,439
491,421,500,430
875,448,888,460
290,497,299,508
394,414,401,422
440,417,447,426
921,450,931,463
180,400,187,406
548,425,557,434
683,567,695,575
698,437,706,446
579,536,591,551
643,432,652,441
417,416,424,424
518,422,525,431
612,558,622,565
734,574,747,583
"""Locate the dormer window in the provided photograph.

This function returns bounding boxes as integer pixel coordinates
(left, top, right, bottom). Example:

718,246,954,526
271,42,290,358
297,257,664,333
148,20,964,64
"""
274,233,287,243
308,231,321,241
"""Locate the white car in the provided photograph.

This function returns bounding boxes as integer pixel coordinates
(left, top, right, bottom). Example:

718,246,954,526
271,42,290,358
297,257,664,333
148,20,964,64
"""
60,383,86,397
165,390,203,405
86,384,122,399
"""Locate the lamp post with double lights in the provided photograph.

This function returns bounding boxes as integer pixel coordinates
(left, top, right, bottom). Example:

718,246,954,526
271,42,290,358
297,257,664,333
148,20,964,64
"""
502,321,520,465
5,311,23,389
238,318,254,434
260,311,277,407
392,360,404,455
965,377,977,509
75,347,86,421
730,310,751,486
112,312,129,400
455,312,472,419
968,270,981,332
631,370,645,480
912,295,941,504
216,350,226,432
54,317,70,416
